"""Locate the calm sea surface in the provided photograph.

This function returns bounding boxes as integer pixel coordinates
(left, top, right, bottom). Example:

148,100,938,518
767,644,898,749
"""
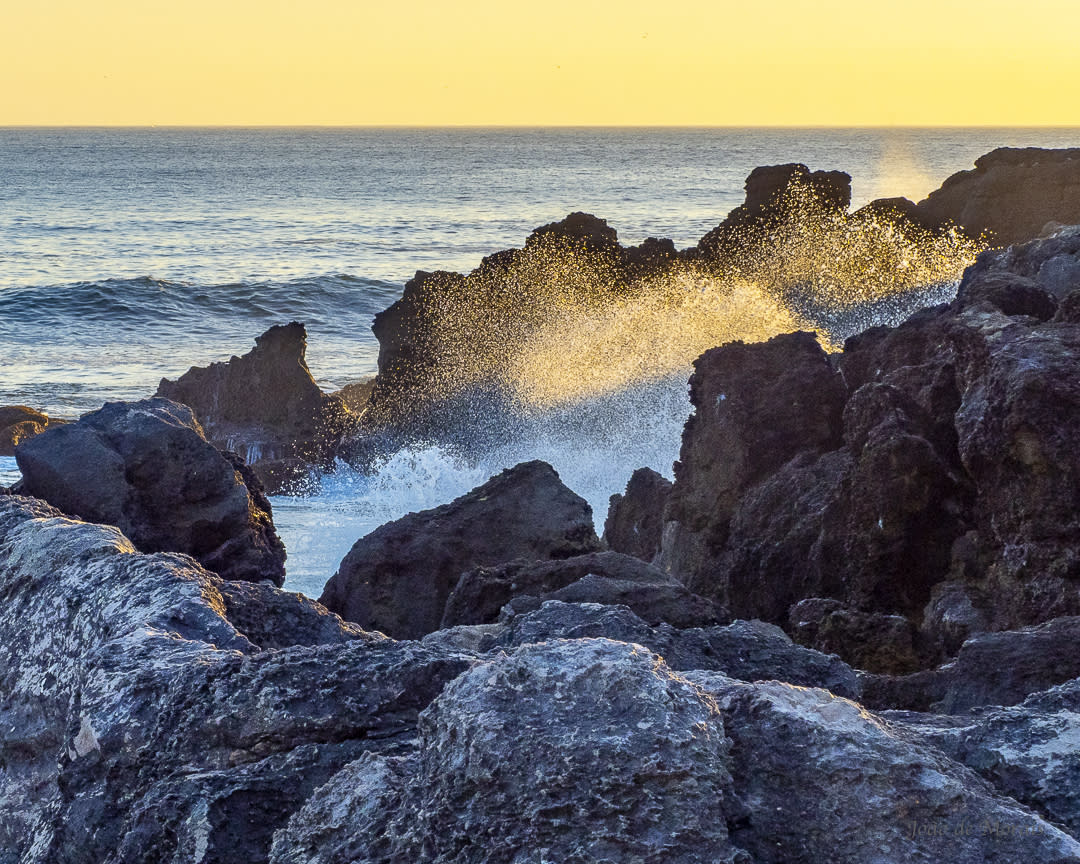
2,127,1077,593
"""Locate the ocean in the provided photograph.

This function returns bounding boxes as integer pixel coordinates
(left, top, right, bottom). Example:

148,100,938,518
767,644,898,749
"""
2,126,1078,595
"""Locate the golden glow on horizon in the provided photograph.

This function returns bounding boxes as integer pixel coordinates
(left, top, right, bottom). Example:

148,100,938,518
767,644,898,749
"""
3,0,1079,126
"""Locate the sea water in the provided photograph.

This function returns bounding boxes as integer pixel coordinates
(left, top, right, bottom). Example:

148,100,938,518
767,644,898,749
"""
2,127,1077,595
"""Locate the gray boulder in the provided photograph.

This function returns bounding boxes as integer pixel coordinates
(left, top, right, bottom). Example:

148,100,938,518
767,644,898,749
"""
319,460,601,638
14,398,286,584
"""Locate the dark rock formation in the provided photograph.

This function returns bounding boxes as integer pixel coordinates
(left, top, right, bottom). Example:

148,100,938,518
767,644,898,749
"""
602,466,670,561
959,224,1080,299
697,163,852,261
789,598,921,676
913,148,1080,245
156,322,355,492
0,405,62,456
0,496,473,864
863,616,1080,715
442,551,719,629
14,398,286,584
659,331,846,586
320,461,601,638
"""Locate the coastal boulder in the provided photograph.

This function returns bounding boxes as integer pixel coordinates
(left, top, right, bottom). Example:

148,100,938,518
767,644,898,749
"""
270,640,744,864
602,466,670,562
914,148,1080,245
156,322,354,492
14,397,286,584
442,551,719,629
319,460,602,638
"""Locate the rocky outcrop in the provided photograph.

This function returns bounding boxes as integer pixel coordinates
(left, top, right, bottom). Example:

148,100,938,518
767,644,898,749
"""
0,405,63,456
913,148,1080,246
602,466,671,561
442,551,719,629
156,322,355,492
0,496,473,863
653,228,1080,673
14,398,286,584
320,461,601,638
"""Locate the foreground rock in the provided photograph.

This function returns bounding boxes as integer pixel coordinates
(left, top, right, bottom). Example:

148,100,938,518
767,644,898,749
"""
272,638,1079,864
15,398,286,584
0,405,62,456
913,148,1080,246
157,322,355,493
320,461,601,638
0,496,471,863
443,551,719,629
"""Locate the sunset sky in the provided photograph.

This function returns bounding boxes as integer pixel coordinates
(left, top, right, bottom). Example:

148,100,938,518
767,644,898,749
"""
4,0,1079,126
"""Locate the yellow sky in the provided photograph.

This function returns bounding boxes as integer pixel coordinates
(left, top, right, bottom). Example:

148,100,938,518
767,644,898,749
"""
3,0,1079,125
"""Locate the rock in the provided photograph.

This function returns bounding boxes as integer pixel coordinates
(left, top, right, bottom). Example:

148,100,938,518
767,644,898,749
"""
685,670,1080,863
914,148,1080,246
331,378,375,413
0,496,474,863
0,405,61,456
493,601,860,698
660,331,846,586
955,271,1058,320
443,551,719,630
602,466,671,562
270,640,746,864
958,226,1080,301
863,616,1080,715
890,677,1080,840
789,598,921,675
156,322,354,492
15,397,286,584
320,460,602,638
1055,287,1080,324
697,163,852,260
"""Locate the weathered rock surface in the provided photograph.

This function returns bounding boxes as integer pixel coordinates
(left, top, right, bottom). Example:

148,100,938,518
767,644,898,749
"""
0,496,473,864
14,397,287,584
492,600,860,698
271,640,744,864
686,670,1080,863
443,550,719,629
602,466,670,561
156,322,354,493
0,405,62,456
914,148,1080,246
320,460,601,638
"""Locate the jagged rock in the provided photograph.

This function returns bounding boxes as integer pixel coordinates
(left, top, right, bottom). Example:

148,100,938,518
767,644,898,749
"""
156,322,354,492
1054,287,1080,324
955,270,1058,320
331,378,375,413
443,551,718,630
788,598,921,676
889,677,1080,839
914,149,1080,245
602,466,670,562
320,461,601,638
14,397,286,584
685,670,1080,863
863,616,1080,715
0,496,474,863
493,601,860,698
660,331,846,587
0,405,61,456
270,640,746,864
697,163,852,260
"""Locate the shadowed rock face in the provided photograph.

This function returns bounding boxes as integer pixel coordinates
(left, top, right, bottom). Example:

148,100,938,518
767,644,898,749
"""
14,398,286,584
913,148,1080,246
442,551,719,630
603,466,671,562
156,322,355,492
320,460,602,638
